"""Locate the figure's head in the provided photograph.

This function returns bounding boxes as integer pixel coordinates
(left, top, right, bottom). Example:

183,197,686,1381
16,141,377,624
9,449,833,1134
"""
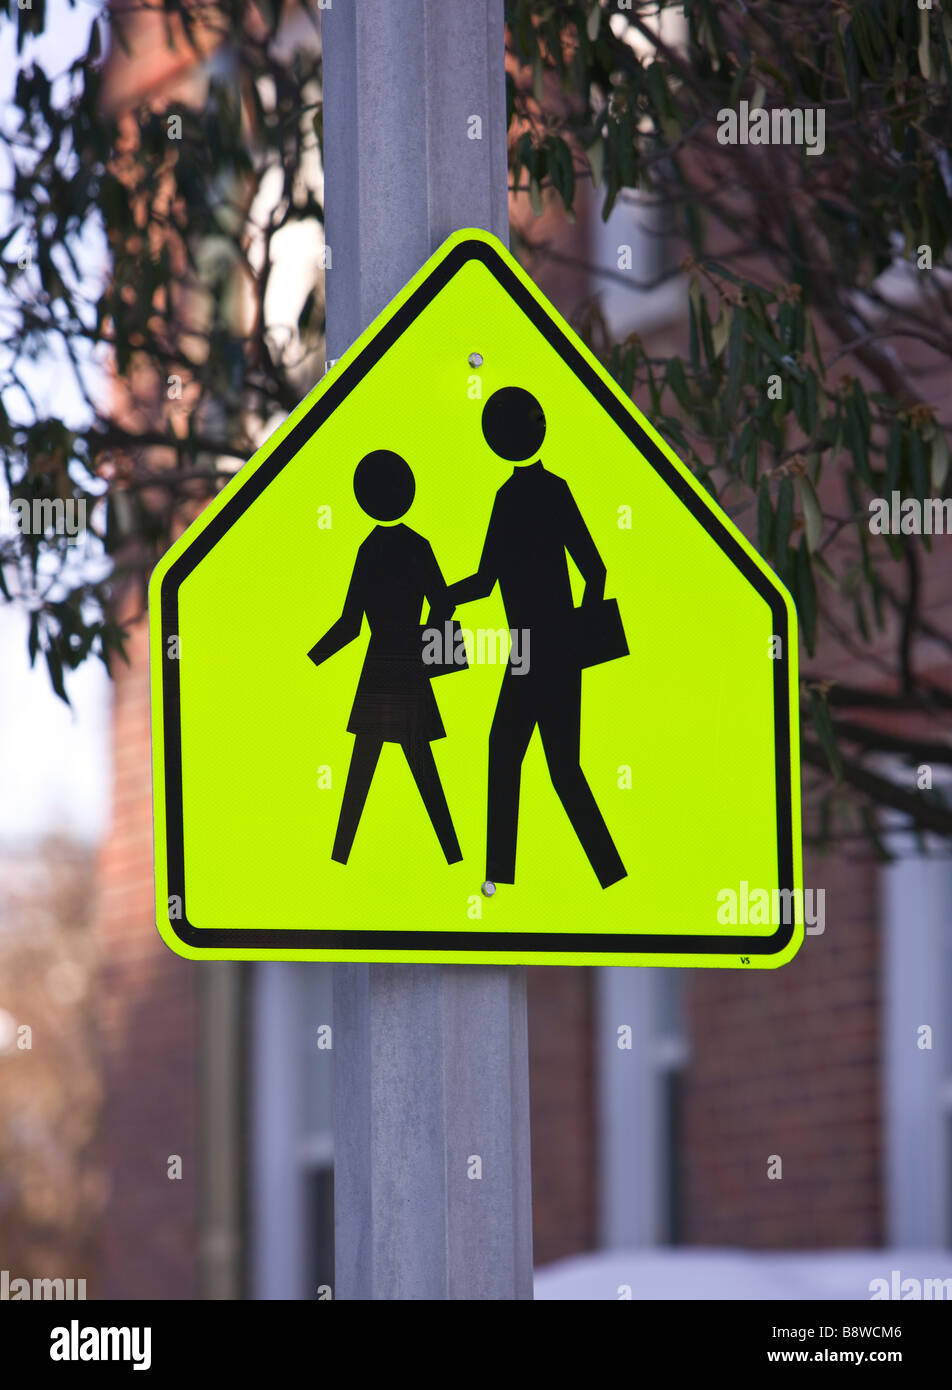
481,387,546,462
353,449,415,521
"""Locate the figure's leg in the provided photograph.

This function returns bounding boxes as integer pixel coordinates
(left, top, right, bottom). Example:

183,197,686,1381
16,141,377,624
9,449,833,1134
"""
486,673,536,884
402,737,462,865
332,736,383,864
538,676,626,889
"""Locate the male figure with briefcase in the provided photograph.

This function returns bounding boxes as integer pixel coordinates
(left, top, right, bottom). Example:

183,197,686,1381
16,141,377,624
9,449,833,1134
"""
450,387,628,892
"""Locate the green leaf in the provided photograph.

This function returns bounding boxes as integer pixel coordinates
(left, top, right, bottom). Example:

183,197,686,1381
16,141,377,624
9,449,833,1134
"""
942,10,952,80
547,137,576,212
45,646,69,705
931,429,950,492
852,379,871,438
797,473,823,552
752,56,794,101
710,305,730,359
748,314,801,374
885,420,904,495
702,260,746,287
728,59,751,107
845,26,865,105
851,7,880,79
908,429,928,502
812,552,839,588
665,357,691,411
775,476,795,570
724,307,747,414
845,394,873,486
698,294,715,366
804,371,818,437
297,288,316,334
687,296,700,371
86,18,102,64
532,49,544,106
511,131,532,196
809,689,842,780
838,23,862,109
918,7,931,80
586,138,604,189
795,537,818,655
757,476,773,556
807,314,825,377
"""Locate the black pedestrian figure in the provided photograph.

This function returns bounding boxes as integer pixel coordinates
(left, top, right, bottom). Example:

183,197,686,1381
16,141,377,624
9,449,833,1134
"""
307,450,462,866
450,388,627,890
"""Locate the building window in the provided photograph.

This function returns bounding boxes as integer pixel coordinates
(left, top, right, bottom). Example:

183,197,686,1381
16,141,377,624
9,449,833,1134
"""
883,845,952,1247
597,967,689,1248
250,963,334,1298
587,192,683,342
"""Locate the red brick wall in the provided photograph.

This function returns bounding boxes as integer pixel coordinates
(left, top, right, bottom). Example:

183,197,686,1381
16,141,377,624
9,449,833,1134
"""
682,847,882,1247
94,616,202,1298
94,8,217,1300
528,966,598,1265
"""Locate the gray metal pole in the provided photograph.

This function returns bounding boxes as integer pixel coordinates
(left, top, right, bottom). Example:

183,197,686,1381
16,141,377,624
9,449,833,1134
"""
321,0,533,1300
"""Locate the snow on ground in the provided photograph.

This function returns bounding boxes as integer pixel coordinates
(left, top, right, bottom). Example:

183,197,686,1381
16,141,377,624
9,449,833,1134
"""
534,1249,952,1301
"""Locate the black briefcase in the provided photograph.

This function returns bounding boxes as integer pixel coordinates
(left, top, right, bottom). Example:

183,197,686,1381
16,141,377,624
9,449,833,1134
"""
571,597,629,669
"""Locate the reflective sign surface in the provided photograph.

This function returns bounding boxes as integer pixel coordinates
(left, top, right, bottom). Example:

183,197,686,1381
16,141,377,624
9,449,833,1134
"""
150,229,802,966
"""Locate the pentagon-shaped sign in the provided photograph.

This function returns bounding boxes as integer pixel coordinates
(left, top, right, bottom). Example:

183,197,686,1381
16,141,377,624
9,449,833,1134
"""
150,229,802,967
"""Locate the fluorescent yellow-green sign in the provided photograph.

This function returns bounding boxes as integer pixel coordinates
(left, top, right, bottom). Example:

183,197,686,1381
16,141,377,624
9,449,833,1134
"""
150,229,802,968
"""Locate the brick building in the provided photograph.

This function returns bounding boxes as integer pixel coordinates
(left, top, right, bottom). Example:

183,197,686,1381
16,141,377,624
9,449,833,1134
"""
84,7,952,1297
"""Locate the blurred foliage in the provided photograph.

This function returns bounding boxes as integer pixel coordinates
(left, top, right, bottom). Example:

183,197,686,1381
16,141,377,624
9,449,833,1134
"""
0,0,950,844
0,842,103,1284
507,0,952,848
0,0,325,694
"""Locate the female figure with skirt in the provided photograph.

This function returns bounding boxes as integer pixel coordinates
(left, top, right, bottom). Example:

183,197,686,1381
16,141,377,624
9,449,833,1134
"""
307,449,462,865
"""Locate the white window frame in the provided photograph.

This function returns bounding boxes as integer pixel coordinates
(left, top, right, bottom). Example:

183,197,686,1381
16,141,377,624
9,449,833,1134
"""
883,839,952,1247
597,967,688,1247
250,962,334,1299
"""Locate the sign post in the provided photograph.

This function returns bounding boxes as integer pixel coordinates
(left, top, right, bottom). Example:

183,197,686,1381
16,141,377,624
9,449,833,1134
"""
321,0,533,1299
